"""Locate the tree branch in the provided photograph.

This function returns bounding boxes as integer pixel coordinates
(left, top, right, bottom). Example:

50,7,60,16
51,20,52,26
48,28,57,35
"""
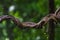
0,8,60,28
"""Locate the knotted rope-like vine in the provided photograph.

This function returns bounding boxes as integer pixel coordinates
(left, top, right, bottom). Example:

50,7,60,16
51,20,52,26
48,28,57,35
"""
0,8,60,28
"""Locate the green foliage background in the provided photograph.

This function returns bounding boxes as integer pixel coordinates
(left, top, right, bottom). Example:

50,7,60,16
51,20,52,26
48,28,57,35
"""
0,0,60,40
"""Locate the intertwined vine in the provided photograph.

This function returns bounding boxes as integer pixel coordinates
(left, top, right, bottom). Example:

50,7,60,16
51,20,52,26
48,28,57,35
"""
0,8,60,29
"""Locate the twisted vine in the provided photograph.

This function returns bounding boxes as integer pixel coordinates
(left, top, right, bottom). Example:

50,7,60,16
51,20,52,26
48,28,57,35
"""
0,8,60,28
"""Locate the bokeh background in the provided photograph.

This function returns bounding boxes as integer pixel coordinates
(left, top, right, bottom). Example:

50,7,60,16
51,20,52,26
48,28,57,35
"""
0,0,60,40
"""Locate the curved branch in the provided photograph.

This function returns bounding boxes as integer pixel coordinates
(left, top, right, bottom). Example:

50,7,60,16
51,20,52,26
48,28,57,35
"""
0,8,60,28
0,15,37,28
0,14,57,28
0,15,23,28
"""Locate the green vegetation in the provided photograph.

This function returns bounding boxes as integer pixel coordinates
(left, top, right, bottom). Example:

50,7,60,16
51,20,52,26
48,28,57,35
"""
0,0,60,40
